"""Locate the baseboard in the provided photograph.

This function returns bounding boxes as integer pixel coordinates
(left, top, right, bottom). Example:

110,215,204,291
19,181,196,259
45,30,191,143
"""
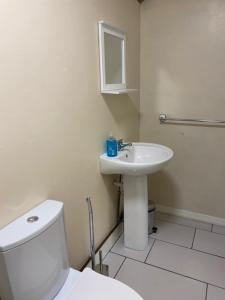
156,204,225,226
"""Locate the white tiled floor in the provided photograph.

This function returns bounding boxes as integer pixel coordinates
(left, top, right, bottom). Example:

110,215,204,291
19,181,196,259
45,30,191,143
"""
207,285,225,300
111,234,154,262
103,215,225,300
212,224,225,235
102,252,125,278
193,229,225,257
147,240,225,288
116,259,206,300
151,220,195,248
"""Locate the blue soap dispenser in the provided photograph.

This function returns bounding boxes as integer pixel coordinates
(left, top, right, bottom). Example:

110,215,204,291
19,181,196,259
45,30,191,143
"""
106,134,118,157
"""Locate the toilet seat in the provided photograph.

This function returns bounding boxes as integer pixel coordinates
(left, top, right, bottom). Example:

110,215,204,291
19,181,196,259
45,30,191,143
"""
65,268,143,300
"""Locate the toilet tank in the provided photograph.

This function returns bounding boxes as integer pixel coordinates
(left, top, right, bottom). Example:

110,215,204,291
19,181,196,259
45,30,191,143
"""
0,200,70,300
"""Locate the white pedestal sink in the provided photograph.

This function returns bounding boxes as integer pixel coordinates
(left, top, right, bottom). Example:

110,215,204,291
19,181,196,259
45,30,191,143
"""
100,143,173,251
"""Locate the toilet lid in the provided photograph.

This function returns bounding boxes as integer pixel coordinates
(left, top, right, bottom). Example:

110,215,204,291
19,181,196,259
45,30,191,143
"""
65,268,143,300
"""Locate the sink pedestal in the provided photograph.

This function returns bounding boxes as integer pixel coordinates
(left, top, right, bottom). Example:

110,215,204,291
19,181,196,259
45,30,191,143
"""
123,175,148,250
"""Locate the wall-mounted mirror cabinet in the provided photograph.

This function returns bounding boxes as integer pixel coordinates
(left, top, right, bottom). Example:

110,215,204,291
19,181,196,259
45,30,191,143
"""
98,21,137,94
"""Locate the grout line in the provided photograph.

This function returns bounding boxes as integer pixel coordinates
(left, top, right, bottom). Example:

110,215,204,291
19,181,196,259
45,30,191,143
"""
110,251,127,260
111,238,225,264
191,228,197,249
103,232,123,260
114,257,126,279
146,262,225,291
112,253,225,291
151,238,193,249
146,262,207,285
144,239,155,263
205,284,208,300
207,284,225,292
191,248,225,259
153,237,225,260
111,232,225,262
110,250,149,265
110,249,225,291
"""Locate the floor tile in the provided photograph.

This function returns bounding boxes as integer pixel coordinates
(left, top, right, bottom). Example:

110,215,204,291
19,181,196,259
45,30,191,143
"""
156,212,212,231
103,252,125,278
150,220,195,248
111,235,154,262
193,230,225,257
212,224,225,236
207,285,225,300
116,258,206,300
146,240,225,288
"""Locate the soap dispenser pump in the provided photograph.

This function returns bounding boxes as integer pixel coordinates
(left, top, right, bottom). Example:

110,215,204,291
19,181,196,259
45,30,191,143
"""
106,134,118,157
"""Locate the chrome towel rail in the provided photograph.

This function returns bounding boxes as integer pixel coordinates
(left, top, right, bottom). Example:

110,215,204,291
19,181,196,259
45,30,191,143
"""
159,114,225,126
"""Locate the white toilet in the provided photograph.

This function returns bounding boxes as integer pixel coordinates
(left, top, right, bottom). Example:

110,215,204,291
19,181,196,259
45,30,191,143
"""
0,200,143,300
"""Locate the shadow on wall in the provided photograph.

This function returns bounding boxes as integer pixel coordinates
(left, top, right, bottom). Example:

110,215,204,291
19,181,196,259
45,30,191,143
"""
102,93,140,141
103,93,139,118
149,170,181,209
101,173,118,203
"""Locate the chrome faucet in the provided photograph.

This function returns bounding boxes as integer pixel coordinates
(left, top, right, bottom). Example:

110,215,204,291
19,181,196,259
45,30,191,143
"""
118,139,133,151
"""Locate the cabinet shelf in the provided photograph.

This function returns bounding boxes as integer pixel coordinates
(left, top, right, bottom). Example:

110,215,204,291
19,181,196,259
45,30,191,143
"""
101,89,138,95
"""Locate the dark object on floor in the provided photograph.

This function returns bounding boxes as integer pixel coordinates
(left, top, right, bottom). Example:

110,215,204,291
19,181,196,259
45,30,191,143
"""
152,226,158,233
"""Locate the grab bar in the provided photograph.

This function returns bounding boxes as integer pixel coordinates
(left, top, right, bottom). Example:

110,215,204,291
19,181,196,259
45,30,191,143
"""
159,114,225,126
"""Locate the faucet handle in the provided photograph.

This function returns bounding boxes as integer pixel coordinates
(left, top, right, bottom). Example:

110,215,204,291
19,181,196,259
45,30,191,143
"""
117,139,123,147
118,139,123,151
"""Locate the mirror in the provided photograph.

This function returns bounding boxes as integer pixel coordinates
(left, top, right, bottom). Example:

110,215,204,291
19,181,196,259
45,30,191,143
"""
104,33,123,84
98,21,126,93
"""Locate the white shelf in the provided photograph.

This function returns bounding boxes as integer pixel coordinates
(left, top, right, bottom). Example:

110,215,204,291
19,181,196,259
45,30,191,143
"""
101,89,138,95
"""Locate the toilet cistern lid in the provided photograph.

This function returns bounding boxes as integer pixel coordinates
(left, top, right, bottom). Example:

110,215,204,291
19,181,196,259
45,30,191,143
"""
65,268,143,300
0,200,63,251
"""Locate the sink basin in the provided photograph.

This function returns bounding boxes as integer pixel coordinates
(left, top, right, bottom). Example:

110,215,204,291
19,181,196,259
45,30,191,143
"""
100,143,173,175
100,142,173,251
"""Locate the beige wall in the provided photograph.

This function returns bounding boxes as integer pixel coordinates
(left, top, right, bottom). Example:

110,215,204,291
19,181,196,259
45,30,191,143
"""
140,0,225,218
0,0,140,268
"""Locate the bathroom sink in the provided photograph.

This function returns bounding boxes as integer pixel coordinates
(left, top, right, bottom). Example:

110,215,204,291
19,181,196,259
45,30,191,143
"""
100,143,173,175
100,143,173,251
